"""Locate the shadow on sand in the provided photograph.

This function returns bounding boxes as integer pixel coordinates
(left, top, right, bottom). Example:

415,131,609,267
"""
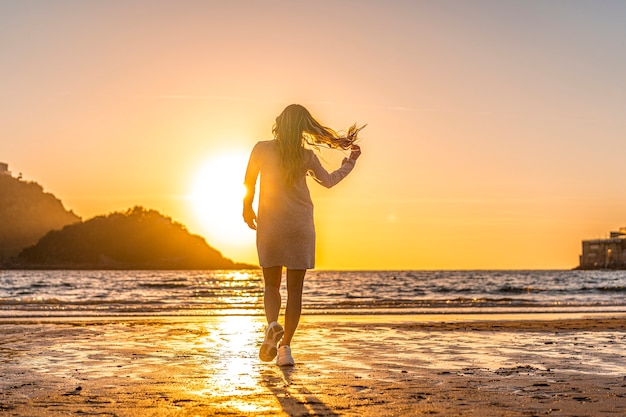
261,365,340,416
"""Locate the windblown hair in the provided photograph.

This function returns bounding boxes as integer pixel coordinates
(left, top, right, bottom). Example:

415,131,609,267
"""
272,104,366,186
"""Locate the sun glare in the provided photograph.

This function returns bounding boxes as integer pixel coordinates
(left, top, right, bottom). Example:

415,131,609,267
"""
189,152,252,248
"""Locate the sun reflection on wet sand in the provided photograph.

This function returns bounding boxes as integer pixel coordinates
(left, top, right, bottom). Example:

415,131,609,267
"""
192,315,278,414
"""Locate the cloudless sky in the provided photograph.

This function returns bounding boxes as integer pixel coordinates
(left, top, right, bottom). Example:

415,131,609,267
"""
2,0,625,269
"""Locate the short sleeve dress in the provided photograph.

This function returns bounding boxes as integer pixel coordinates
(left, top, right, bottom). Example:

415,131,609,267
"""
244,140,356,269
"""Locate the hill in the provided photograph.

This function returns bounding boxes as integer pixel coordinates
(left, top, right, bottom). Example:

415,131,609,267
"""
0,171,80,259
14,206,253,270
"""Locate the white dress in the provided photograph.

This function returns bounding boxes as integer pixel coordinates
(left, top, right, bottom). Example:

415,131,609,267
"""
244,140,356,269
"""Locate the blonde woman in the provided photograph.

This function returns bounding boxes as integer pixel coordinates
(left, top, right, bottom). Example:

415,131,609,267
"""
243,104,364,366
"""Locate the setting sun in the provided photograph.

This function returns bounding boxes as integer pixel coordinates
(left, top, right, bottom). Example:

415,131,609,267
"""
189,152,252,249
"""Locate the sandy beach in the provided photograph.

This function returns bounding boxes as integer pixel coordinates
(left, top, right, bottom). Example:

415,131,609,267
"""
1,313,625,416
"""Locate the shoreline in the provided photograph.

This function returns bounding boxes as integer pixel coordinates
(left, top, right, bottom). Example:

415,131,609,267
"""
1,310,626,323
2,313,625,416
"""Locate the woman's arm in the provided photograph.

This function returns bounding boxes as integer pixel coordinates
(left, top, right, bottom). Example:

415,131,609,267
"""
308,145,361,188
243,146,259,230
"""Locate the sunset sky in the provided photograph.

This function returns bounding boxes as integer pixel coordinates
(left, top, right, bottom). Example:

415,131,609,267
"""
2,0,625,270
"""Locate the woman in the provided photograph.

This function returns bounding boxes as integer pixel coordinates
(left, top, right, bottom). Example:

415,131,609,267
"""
243,104,364,366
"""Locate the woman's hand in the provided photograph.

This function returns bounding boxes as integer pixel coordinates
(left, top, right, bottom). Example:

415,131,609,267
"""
349,144,362,161
243,206,257,230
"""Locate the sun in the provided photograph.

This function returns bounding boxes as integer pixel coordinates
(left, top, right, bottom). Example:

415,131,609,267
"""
188,152,253,249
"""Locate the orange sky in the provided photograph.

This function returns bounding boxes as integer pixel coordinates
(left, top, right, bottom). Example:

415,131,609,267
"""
2,1,626,269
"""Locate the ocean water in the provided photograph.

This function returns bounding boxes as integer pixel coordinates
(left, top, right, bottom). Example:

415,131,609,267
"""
0,270,625,318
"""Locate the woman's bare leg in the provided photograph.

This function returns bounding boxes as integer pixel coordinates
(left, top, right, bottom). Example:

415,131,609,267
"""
262,266,282,325
281,268,306,346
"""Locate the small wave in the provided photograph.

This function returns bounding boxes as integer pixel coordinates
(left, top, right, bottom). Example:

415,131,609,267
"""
580,285,626,293
321,297,556,310
345,293,372,299
0,297,64,305
139,283,189,289
432,286,479,294
498,285,545,294
0,297,165,306
192,289,263,298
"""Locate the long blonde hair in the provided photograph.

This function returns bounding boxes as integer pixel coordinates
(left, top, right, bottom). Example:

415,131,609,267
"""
273,104,365,185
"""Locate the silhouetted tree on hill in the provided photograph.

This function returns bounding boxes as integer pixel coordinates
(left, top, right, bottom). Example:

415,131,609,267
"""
16,206,250,269
0,174,80,259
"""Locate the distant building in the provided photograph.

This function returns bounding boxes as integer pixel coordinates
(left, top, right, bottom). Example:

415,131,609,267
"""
0,162,8,175
579,227,626,269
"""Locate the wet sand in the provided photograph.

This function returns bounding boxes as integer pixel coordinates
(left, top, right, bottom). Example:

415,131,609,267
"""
1,313,625,416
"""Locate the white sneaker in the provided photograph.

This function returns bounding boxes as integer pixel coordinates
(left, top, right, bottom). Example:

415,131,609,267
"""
259,321,284,362
276,345,295,367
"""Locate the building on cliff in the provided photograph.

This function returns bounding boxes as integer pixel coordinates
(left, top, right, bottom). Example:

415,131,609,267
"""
579,227,626,269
